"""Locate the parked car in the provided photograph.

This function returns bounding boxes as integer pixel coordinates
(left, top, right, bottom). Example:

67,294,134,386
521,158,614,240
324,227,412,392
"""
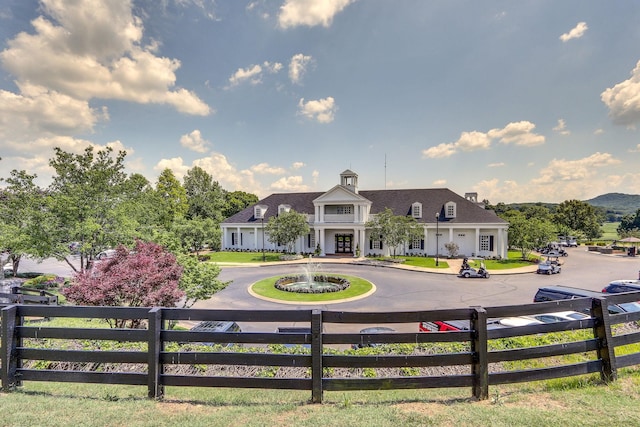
536,256,561,275
602,279,640,294
352,326,397,348
96,249,117,260
276,326,313,348
419,317,541,332
522,311,589,323
189,320,242,347
533,286,640,314
2,262,13,276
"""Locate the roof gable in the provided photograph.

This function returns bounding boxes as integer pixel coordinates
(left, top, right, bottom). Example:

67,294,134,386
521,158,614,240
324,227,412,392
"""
313,185,371,204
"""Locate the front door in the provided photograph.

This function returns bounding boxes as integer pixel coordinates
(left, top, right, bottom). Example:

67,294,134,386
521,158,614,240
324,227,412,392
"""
335,234,353,254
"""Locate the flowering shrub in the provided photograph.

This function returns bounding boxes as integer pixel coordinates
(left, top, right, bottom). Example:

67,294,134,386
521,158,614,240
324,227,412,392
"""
63,240,184,328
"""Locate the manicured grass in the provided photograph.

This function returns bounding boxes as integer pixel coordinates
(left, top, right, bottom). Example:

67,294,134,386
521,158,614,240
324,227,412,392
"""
400,256,448,269
368,256,449,269
251,274,374,302
481,250,538,270
601,221,621,240
4,371,640,426
205,251,284,263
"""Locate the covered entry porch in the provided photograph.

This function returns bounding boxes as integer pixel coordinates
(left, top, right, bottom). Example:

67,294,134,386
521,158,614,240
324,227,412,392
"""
314,226,365,257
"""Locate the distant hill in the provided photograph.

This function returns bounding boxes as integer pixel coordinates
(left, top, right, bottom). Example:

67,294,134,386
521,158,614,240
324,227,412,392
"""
585,193,640,215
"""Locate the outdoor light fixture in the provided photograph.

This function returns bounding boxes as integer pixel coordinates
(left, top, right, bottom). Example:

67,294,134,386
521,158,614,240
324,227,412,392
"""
255,205,268,262
435,212,440,267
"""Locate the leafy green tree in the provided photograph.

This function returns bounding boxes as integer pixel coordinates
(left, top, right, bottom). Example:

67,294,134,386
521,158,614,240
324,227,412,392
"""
553,199,603,239
265,209,310,254
172,217,221,255
365,208,424,258
118,173,163,239
47,146,131,272
223,190,258,219
155,168,188,229
504,211,555,259
177,254,230,308
0,170,50,275
618,209,640,235
183,166,225,222
521,205,551,221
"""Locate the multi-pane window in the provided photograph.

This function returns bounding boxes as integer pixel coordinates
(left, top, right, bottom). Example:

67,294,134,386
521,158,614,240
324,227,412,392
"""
337,206,352,214
411,237,421,249
446,202,456,218
480,235,494,251
412,202,422,218
371,239,381,249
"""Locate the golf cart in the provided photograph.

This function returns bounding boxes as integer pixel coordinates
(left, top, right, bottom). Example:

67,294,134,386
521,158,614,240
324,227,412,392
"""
537,256,561,275
458,258,490,279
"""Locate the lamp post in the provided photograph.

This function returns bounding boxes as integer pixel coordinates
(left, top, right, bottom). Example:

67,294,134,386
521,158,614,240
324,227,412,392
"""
435,212,439,267
261,217,265,262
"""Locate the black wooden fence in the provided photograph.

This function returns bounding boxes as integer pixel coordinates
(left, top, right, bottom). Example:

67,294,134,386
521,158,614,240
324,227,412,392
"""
2,291,640,403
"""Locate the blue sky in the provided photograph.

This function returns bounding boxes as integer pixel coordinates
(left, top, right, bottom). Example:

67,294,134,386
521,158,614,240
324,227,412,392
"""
1,0,640,203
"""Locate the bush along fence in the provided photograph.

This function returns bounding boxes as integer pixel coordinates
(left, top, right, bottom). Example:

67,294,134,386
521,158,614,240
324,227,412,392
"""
2,291,640,403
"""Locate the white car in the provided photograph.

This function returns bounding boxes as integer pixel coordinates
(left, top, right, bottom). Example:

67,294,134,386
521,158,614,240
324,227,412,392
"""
524,311,589,324
2,262,13,276
96,249,117,260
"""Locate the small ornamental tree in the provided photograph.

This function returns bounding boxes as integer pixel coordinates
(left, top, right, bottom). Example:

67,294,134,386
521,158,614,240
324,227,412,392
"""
265,209,310,254
177,254,230,308
63,240,184,328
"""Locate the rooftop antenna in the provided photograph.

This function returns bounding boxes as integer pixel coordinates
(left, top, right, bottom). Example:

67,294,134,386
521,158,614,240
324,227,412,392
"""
384,154,387,189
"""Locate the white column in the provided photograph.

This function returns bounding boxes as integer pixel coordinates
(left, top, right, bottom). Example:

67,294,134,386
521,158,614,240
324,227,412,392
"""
475,227,480,256
319,228,326,256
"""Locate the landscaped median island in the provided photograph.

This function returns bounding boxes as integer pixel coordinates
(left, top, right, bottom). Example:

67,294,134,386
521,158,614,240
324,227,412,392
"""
250,274,374,303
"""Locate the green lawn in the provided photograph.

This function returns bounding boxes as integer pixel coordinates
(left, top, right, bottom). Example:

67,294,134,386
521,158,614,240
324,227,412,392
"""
3,371,640,426
204,251,285,263
251,274,374,302
481,250,538,270
601,221,621,240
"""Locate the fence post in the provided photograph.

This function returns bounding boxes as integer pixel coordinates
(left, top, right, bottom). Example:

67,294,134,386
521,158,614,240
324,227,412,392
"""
1,305,19,390
591,297,617,382
471,306,489,400
148,307,164,398
311,309,323,403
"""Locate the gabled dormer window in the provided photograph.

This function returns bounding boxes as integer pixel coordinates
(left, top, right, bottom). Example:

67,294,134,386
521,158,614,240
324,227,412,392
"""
278,204,291,214
445,201,456,219
411,202,422,219
254,205,268,219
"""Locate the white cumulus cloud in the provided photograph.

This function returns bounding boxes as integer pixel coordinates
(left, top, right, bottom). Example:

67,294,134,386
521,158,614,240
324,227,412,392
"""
0,0,210,115
422,121,544,158
278,0,356,28
601,60,640,126
251,163,287,175
297,97,337,123
298,96,338,123
289,53,313,84
269,175,311,192
560,22,588,42
180,130,210,153
553,119,570,135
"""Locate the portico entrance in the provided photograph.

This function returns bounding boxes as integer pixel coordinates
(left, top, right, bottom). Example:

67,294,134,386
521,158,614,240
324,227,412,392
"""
335,234,353,254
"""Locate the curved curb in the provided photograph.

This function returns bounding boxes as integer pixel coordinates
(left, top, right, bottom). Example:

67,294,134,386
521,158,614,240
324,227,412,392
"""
247,281,377,305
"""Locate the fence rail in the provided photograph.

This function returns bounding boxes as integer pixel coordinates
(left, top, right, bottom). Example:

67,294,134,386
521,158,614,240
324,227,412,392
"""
3,291,640,402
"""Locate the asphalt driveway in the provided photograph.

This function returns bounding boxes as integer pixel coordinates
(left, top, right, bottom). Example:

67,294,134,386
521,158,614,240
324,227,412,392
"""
191,248,640,332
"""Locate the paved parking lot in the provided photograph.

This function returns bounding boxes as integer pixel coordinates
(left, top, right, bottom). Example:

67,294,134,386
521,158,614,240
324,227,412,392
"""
9,248,640,333
192,248,640,332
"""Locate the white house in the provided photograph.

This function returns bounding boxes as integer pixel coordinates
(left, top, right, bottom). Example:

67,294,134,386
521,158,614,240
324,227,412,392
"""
221,170,508,258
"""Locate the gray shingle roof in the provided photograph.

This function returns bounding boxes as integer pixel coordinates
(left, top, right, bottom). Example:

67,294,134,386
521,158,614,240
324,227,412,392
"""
223,187,506,224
